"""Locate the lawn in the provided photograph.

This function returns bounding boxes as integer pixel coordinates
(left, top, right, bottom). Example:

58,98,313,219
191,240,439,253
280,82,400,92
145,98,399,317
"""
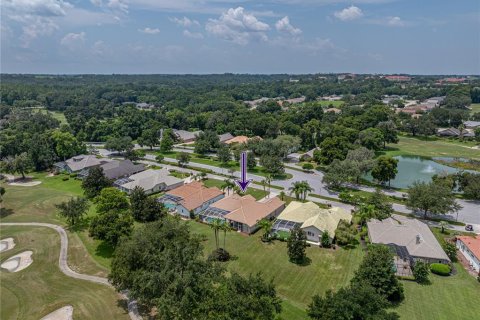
469,103,480,115
31,107,68,124
187,221,364,319
383,135,480,160
0,226,129,320
203,178,268,200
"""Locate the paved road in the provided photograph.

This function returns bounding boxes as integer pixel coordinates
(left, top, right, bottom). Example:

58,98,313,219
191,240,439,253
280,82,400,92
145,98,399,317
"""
0,222,142,320
98,148,479,225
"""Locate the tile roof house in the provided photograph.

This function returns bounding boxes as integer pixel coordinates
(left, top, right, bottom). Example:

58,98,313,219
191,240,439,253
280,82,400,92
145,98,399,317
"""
200,194,285,234
115,169,183,195
158,181,224,217
367,215,450,263
173,129,203,143
224,135,263,145
273,201,352,244
78,160,145,180
464,121,480,129
437,127,461,137
54,155,111,173
456,235,480,272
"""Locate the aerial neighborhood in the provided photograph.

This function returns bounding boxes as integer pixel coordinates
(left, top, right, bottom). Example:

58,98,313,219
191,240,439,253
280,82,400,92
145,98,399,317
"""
1,72,480,320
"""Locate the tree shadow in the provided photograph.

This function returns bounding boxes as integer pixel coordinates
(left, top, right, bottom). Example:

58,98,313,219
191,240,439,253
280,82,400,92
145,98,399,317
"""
292,256,312,267
95,241,115,259
0,208,14,218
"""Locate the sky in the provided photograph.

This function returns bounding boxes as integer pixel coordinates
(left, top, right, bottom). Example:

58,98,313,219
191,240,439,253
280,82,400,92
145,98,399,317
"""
1,0,479,74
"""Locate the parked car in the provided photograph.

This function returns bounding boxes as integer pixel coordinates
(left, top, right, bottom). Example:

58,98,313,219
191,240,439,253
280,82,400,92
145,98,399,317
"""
465,224,474,232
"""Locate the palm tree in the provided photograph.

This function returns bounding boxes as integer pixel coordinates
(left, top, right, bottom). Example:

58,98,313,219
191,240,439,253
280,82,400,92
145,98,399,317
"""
260,179,267,194
279,191,286,201
221,179,235,196
458,124,465,141
265,174,272,198
289,181,303,200
439,221,448,234
221,223,232,250
357,204,376,226
299,181,313,201
258,218,273,241
210,219,223,250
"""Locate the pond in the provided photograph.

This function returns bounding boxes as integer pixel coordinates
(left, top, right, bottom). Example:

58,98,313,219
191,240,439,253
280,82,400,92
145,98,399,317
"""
366,156,473,189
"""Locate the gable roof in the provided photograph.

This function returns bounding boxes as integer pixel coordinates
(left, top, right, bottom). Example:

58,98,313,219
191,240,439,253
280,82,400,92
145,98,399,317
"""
212,194,285,227
464,121,480,128
457,235,480,259
173,129,202,141
224,135,263,144
367,215,450,261
166,181,223,211
277,201,352,235
218,133,234,143
100,160,145,180
64,154,110,172
120,169,182,191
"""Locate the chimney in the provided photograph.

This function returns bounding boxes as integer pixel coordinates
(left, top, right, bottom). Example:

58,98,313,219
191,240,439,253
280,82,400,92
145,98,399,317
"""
416,234,421,244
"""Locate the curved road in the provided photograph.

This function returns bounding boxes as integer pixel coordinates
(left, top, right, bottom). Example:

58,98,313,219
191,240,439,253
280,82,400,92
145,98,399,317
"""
0,222,142,320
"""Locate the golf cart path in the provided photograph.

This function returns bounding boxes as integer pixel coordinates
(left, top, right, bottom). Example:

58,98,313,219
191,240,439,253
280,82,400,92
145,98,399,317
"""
0,222,141,320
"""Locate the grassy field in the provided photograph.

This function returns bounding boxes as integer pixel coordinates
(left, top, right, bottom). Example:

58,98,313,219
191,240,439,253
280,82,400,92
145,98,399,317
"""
0,226,129,320
469,103,480,115
187,221,364,319
31,107,68,124
383,135,480,160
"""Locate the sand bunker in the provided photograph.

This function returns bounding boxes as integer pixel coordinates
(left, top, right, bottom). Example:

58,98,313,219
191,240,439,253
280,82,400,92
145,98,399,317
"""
40,305,73,320
1,250,33,272
0,238,15,252
8,180,42,187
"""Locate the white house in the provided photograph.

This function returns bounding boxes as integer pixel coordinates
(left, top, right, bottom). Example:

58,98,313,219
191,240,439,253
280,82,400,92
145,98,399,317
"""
456,235,480,272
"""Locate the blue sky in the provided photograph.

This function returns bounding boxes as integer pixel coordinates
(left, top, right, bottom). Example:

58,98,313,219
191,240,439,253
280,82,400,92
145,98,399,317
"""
1,0,479,74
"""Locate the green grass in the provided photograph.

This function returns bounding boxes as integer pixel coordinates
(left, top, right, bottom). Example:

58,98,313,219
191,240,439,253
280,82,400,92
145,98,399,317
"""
469,103,480,115
31,107,68,124
0,226,129,320
203,178,268,200
383,135,480,160
187,221,364,319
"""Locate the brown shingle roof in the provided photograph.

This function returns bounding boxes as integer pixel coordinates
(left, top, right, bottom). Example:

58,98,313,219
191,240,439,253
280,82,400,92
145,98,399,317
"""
167,181,223,211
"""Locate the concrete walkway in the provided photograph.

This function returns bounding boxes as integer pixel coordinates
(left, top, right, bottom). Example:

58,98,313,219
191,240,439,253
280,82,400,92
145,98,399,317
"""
0,222,142,320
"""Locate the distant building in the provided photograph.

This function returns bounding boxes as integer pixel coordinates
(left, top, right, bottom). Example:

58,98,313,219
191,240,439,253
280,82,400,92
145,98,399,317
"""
456,235,480,272
115,169,183,195
218,132,234,143
437,128,461,137
173,129,202,143
122,102,155,110
54,155,111,173
200,194,285,234
325,107,341,114
244,97,272,108
224,135,262,145
158,181,224,217
464,121,480,129
78,159,145,180
367,215,450,264
384,75,411,82
272,201,352,244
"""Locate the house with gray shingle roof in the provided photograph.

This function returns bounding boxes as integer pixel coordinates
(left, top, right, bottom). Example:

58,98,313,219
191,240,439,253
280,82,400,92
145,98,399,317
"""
54,155,111,173
78,160,145,180
115,169,183,195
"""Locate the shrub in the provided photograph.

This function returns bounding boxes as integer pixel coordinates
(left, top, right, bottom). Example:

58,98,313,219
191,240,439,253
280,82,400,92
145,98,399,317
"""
62,177,69,181
413,261,430,284
69,173,78,178
302,163,314,171
321,231,331,248
208,248,230,262
156,154,164,162
430,263,451,276
443,242,458,262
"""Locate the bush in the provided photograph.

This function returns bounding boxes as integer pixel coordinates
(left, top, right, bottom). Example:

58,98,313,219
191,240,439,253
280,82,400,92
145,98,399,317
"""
69,173,78,178
62,176,69,181
430,263,451,276
413,261,430,284
156,154,164,162
208,248,230,262
321,231,331,248
443,242,458,262
302,163,314,171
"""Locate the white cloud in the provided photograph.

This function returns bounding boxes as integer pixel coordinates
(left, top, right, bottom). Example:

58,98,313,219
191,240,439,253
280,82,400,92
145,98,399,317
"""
90,0,102,6
139,27,160,34
170,16,200,27
9,14,59,47
206,7,270,45
107,0,128,13
275,16,301,36
334,6,363,21
386,16,405,27
60,31,86,50
2,0,72,17
183,30,203,39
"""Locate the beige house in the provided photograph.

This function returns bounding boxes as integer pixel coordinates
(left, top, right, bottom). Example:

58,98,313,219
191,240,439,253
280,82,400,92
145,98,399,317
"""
273,201,352,244
200,194,285,234
367,215,450,264
115,169,183,195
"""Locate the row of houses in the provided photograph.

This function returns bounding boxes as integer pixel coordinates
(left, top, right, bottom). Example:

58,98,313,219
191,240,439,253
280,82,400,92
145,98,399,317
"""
437,121,480,138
